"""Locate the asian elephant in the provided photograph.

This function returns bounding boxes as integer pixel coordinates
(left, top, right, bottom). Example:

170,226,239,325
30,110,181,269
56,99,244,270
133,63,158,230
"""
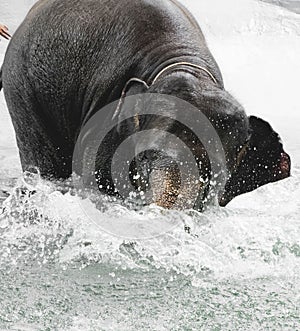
0,0,291,209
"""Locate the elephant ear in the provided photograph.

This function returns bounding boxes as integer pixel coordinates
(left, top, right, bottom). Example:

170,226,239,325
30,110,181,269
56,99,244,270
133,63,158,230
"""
93,78,150,195
113,78,149,133
113,78,148,118
220,116,291,206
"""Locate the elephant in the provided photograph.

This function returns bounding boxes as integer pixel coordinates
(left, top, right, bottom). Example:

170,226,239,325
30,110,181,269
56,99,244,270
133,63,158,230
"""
0,0,291,210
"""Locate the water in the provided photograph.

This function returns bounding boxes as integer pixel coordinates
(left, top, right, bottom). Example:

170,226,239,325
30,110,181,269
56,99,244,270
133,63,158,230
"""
0,0,299,330
0,176,299,330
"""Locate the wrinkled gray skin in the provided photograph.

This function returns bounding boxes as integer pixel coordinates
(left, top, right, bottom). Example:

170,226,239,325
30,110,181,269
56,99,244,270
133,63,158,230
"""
0,0,290,210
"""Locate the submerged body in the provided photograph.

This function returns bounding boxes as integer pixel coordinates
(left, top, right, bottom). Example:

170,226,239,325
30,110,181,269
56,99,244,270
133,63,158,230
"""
0,0,290,209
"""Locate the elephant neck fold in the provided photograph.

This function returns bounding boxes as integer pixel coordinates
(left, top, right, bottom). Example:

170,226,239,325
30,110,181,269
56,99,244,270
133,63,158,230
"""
150,62,219,86
113,62,220,120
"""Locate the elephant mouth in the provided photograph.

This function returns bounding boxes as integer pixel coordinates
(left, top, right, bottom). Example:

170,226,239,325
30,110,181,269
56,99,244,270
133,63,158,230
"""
148,167,181,209
148,167,208,210
133,150,210,210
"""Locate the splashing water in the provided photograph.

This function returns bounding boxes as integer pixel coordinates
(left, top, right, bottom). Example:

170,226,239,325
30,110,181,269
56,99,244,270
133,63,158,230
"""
0,165,299,330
